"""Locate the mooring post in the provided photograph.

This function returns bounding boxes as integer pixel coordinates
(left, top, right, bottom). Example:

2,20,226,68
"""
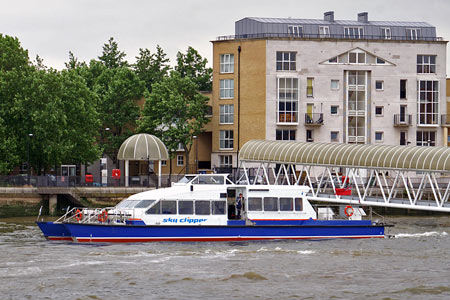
49,194,57,215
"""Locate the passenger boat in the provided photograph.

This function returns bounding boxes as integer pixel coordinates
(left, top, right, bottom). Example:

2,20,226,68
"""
36,174,387,243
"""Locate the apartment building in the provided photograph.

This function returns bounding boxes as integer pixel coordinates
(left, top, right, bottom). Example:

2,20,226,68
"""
211,12,448,169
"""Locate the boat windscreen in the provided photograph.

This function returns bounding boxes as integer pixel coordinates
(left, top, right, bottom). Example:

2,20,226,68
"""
177,175,196,183
134,200,156,208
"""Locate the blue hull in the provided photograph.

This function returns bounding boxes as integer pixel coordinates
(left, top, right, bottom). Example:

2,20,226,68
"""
37,220,385,243
36,222,73,241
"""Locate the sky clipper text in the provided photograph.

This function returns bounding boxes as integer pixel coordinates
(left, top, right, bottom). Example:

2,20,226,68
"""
162,217,208,224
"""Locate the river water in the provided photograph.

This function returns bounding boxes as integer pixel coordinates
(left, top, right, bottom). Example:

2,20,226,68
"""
0,216,449,300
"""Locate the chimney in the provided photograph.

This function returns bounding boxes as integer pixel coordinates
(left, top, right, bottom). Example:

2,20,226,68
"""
324,11,334,22
358,12,368,23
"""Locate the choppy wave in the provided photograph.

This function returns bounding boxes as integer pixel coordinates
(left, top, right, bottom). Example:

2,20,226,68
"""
222,272,268,281
395,231,448,238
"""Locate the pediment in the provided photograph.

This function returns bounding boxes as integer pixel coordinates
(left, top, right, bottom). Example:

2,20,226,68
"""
320,47,395,66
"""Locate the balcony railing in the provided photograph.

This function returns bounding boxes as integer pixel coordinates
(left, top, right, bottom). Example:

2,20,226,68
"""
216,33,444,42
305,113,324,126
394,114,412,126
441,114,450,127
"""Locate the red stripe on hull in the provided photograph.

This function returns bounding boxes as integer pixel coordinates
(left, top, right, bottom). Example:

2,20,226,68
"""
75,236,384,243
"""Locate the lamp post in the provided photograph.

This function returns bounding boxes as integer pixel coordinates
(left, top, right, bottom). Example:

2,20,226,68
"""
99,127,110,186
193,136,198,173
27,133,33,185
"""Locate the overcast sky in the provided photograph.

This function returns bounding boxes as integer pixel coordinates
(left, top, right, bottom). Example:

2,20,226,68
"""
1,0,449,73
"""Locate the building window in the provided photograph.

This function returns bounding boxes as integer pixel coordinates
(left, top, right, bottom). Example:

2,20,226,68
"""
380,28,391,39
416,131,436,146
219,79,234,99
319,26,330,38
220,54,234,73
330,105,339,115
306,78,314,97
306,130,313,142
400,80,407,99
219,104,234,124
288,25,303,37
344,27,364,39
219,155,232,167
277,77,299,123
330,131,339,142
375,132,384,142
400,131,408,145
375,106,384,116
328,56,338,63
349,49,366,64
417,80,439,125
375,80,384,91
161,160,167,167
376,57,386,64
276,130,296,141
276,52,296,71
406,28,421,40
177,155,184,166
219,130,233,149
417,55,436,73
331,80,339,90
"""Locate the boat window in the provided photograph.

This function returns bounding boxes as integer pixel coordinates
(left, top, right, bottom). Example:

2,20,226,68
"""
134,200,156,208
295,198,303,211
264,197,278,211
212,201,226,215
196,175,225,185
146,202,161,214
195,201,211,215
248,197,262,211
279,197,293,211
177,175,196,184
178,200,194,214
162,200,177,214
116,200,133,208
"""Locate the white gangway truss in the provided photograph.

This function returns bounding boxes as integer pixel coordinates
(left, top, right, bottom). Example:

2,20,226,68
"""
238,140,450,213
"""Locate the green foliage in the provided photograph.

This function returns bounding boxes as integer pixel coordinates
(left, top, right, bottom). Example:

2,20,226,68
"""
175,46,212,91
133,45,170,93
94,67,146,164
98,37,128,68
138,71,210,174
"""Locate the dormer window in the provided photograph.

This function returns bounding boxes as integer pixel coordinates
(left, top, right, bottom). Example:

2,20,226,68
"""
288,25,303,37
344,27,364,39
380,28,391,40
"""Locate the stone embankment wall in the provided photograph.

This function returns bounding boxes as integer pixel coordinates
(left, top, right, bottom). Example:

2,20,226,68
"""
0,187,151,217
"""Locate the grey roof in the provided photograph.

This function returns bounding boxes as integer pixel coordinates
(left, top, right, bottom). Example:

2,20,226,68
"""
117,133,169,161
239,140,450,172
244,17,434,28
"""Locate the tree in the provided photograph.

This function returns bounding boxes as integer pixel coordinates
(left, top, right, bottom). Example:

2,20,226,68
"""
94,67,146,165
138,71,210,175
65,51,86,70
175,46,212,91
133,45,170,93
98,37,128,69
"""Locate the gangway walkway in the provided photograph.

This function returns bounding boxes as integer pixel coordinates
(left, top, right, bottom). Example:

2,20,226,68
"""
238,140,450,213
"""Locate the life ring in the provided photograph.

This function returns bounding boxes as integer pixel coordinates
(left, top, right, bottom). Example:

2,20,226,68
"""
75,209,83,221
344,205,354,217
98,210,108,223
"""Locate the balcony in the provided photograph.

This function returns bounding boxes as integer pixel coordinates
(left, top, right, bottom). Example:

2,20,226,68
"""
441,114,450,127
216,33,444,42
304,113,324,126
394,114,412,127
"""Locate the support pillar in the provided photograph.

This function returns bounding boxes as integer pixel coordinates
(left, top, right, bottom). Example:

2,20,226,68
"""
125,160,129,187
158,160,162,189
49,194,57,216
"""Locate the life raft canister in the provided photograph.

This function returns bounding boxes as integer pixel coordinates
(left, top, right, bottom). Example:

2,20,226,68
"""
75,209,83,221
97,210,108,223
344,205,354,217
